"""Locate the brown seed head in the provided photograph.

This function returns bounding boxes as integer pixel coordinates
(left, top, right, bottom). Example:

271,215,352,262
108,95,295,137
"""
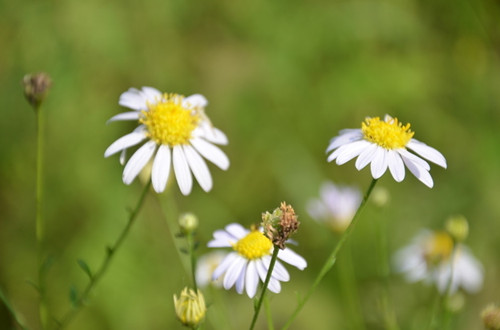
482,304,500,330
261,202,299,249
23,72,52,110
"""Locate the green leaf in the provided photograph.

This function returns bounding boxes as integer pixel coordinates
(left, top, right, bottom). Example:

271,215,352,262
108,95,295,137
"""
69,285,78,308
77,259,93,279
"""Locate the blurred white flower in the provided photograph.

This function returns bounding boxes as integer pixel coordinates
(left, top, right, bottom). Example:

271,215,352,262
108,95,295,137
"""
393,230,483,294
307,181,361,233
196,251,228,288
105,87,229,195
208,223,307,298
327,115,447,188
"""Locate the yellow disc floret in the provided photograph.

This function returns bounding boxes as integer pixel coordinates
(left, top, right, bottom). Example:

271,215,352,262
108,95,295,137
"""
140,93,200,146
233,230,273,260
361,116,414,150
423,231,454,265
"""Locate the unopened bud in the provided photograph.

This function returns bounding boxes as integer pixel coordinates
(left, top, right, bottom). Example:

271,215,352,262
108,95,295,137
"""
445,215,468,242
23,73,52,110
174,287,206,327
179,213,198,234
482,304,500,330
371,186,390,207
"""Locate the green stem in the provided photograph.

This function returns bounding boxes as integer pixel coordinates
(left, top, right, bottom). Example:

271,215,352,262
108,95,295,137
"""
0,287,29,330
282,179,378,330
187,232,198,292
264,296,275,330
249,247,280,330
54,181,151,330
35,106,49,329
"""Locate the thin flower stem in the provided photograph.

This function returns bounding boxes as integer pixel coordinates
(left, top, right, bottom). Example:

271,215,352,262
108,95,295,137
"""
249,247,280,330
264,296,275,330
35,107,49,329
187,232,198,292
55,181,151,330
0,287,29,330
282,179,378,330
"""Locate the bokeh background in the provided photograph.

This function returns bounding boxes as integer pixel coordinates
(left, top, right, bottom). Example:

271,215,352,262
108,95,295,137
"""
1,0,500,329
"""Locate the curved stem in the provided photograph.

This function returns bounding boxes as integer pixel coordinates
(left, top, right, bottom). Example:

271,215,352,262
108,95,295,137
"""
282,179,378,330
249,247,280,330
55,181,151,329
187,232,198,292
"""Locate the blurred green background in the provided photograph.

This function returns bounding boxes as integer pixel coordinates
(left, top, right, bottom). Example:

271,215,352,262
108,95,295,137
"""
1,0,500,329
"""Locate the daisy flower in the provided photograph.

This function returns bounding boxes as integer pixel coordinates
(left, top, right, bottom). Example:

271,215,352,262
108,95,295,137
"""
326,115,447,188
307,181,361,233
104,87,229,195
393,230,483,294
207,223,307,298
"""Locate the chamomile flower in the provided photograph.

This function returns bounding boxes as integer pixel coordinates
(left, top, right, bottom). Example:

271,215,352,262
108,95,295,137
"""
393,230,483,294
196,251,228,288
326,115,447,188
105,87,229,195
307,181,361,233
208,223,307,298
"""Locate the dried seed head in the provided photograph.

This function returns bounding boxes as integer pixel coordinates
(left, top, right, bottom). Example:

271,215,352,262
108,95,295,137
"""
482,304,500,330
262,202,299,249
23,73,52,110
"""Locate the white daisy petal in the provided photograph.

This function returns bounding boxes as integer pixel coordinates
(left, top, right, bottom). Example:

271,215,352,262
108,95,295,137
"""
326,130,363,152
208,230,237,247
277,248,307,270
183,145,213,192
255,258,269,282
122,140,157,185
141,86,162,103
119,88,147,110
235,262,247,294
407,140,447,168
190,138,230,170
223,257,247,290
104,130,147,158
267,277,281,294
183,94,208,108
225,223,248,239
387,150,405,182
173,145,193,195
371,147,389,179
245,261,260,298
397,148,430,171
151,145,171,193
106,111,140,124
213,252,239,280
119,149,127,165
335,140,371,165
401,154,434,188
261,257,289,282
355,143,378,170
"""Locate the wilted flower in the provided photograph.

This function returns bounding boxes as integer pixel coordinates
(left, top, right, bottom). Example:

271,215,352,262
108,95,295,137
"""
307,181,361,233
261,202,300,249
208,223,307,298
173,287,206,328
482,304,500,330
393,230,483,294
105,87,229,195
327,115,446,188
23,73,52,110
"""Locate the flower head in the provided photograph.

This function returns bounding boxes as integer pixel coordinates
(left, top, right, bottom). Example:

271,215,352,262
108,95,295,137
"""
23,72,52,110
327,115,447,188
482,304,500,330
262,202,300,249
105,87,230,195
196,251,228,288
307,181,361,233
207,223,307,298
173,287,206,328
393,229,483,294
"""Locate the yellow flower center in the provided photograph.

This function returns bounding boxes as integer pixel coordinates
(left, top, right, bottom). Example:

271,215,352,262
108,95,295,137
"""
423,231,454,265
139,94,200,146
233,230,273,260
361,117,414,149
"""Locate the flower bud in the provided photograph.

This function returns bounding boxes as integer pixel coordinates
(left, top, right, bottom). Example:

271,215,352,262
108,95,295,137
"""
174,287,206,328
482,304,500,330
371,186,390,207
445,215,469,242
179,213,199,234
23,73,52,110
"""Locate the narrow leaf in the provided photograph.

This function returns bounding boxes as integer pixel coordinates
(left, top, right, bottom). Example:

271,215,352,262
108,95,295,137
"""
77,259,93,279
69,285,78,308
